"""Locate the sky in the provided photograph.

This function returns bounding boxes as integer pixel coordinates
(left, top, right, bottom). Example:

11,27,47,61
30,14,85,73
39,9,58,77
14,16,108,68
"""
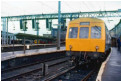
1,1,121,35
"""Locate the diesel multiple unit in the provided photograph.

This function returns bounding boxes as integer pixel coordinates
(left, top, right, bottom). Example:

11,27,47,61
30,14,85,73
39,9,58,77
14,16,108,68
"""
66,18,111,60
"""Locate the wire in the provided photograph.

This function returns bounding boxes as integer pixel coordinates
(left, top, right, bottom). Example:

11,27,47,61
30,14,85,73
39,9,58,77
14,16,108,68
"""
36,1,58,13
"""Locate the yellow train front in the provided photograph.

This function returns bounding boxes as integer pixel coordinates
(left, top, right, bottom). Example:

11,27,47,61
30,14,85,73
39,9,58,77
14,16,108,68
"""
66,18,111,60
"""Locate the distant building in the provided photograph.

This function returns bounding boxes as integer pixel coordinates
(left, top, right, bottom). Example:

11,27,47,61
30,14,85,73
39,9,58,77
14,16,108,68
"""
51,28,66,40
1,31,16,45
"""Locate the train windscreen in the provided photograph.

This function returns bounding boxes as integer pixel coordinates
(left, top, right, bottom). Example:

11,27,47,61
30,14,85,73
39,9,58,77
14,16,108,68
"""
79,27,89,38
91,26,101,38
69,27,78,38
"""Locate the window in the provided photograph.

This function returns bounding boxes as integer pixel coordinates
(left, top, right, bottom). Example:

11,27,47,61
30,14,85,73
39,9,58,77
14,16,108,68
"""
69,27,78,38
91,26,101,38
79,27,89,38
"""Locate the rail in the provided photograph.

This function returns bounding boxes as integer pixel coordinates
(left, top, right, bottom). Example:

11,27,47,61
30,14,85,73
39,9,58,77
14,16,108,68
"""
81,70,94,81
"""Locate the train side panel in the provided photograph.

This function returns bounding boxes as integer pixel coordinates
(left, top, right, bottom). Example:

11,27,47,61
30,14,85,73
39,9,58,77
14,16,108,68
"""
105,25,111,51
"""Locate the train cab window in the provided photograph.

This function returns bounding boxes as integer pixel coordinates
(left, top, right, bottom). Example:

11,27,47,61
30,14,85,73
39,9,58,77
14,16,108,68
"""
91,26,101,38
79,27,89,38
69,27,78,38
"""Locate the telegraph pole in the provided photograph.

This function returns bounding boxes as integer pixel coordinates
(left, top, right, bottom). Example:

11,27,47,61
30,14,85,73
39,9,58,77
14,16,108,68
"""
13,27,15,54
7,18,8,45
13,33,14,54
24,21,27,54
57,1,61,50
36,22,39,44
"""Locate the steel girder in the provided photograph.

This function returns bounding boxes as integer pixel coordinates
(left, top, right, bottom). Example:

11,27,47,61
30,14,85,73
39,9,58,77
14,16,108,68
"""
1,10,121,21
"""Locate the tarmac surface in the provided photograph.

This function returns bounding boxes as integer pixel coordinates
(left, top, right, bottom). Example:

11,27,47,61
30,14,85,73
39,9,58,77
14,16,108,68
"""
102,48,121,81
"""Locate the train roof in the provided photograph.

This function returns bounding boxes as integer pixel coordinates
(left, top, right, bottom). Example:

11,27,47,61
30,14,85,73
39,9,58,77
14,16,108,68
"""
69,17,104,23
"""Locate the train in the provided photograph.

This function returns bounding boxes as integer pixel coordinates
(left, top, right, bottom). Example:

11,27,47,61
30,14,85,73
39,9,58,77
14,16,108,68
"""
66,18,111,62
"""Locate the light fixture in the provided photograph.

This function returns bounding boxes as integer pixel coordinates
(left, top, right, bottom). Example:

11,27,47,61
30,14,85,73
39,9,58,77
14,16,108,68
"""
69,45,72,49
96,46,99,52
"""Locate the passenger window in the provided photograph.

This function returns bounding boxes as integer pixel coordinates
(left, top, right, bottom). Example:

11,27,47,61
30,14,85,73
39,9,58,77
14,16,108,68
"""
79,27,89,38
91,26,101,38
69,27,78,38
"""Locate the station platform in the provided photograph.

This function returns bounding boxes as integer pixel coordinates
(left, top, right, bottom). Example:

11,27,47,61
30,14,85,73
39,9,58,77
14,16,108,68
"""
1,44,55,47
1,46,65,61
96,47,121,81
1,44,59,52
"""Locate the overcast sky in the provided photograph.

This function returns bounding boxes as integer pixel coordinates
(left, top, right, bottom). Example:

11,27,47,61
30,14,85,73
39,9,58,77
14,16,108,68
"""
1,1,121,16
1,1,121,35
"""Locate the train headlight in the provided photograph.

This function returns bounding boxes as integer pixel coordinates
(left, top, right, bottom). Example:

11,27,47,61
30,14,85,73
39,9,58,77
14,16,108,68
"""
96,46,99,50
96,46,99,52
69,45,72,49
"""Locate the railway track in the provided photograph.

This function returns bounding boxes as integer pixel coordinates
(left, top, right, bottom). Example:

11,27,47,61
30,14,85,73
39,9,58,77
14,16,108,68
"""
81,70,94,81
1,55,65,73
2,52,105,81
2,59,101,81
51,62,101,81
2,60,101,81
51,69,95,81
1,57,70,81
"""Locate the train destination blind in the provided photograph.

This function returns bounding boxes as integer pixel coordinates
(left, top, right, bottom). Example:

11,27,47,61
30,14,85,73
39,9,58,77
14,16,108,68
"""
80,22,90,25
